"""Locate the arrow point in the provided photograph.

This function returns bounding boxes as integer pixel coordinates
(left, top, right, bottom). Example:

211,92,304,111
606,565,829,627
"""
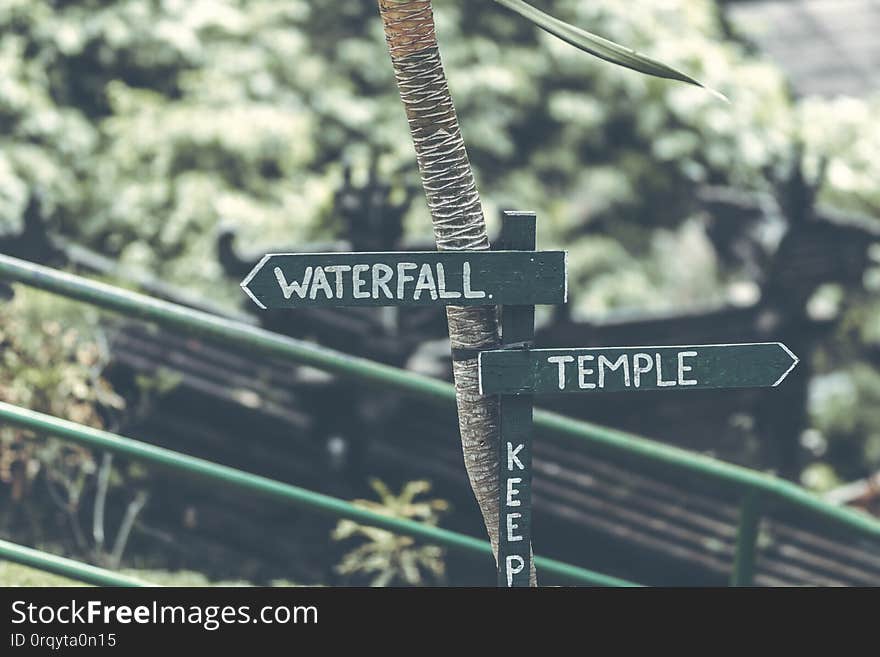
240,282,267,310
240,255,270,310
240,254,269,289
773,342,800,386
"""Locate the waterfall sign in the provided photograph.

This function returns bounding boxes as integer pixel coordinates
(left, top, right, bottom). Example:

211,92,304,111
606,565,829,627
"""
240,251,567,309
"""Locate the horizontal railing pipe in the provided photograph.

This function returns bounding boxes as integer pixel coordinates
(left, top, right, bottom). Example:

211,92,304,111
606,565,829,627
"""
0,400,635,587
532,412,880,538
0,255,453,403
1,254,878,542
0,538,151,587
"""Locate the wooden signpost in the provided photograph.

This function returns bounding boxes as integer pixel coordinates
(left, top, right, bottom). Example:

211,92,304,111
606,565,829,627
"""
494,212,541,588
241,211,800,589
238,212,564,589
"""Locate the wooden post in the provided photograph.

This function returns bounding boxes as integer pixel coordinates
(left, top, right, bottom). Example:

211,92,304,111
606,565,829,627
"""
496,211,537,587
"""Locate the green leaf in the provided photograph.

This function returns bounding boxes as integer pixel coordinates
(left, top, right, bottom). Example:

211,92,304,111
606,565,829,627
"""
491,0,727,100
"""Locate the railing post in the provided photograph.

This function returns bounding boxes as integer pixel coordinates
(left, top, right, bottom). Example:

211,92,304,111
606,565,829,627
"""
730,489,762,587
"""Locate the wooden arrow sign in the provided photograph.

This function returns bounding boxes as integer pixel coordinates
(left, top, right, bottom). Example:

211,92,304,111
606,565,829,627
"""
479,342,799,395
240,251,567,309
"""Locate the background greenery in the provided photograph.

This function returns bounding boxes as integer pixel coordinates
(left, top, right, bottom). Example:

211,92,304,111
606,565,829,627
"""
1,0,879,583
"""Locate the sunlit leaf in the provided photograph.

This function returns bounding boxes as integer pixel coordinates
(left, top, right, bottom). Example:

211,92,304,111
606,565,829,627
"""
492,0,727,101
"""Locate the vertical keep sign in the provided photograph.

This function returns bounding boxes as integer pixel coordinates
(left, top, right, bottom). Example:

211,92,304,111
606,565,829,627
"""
495,212,538,587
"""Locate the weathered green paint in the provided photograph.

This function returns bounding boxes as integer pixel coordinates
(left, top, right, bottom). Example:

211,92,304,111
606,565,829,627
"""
479,343,799,395
241,251,566,309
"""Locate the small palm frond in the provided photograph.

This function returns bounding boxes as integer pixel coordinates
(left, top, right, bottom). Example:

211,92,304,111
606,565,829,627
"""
492,0,727,101
332,479,450,586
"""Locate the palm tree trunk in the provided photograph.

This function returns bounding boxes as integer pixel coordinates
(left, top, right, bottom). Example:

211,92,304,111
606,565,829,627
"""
377,0,536,585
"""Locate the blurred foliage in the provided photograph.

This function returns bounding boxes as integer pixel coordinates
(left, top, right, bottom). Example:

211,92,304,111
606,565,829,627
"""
0,561,83,586
0,0,791,311
0,0,879,515
808,365,880,482
1,0,875,311
1,0,876,306
115,569,298,586
0,289,154,569
333,479,449,586
798,96,880,217
0,290,121,508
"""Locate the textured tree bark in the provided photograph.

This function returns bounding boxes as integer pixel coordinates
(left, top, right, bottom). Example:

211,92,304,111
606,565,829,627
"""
377,0,536,585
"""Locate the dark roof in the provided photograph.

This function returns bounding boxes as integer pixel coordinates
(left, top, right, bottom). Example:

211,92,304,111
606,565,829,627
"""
725,0,880,97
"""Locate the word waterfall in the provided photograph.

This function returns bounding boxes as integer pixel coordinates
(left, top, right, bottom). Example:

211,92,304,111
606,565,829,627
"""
276,261,485,302
241,251,567,309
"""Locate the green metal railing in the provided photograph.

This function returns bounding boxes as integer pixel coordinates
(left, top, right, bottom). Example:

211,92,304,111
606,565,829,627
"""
730,490,762,587
0,253,878,586
0,401,633,587
0,538,151,587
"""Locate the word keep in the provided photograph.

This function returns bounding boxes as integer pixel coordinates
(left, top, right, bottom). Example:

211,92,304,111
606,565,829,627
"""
503,440,527,586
